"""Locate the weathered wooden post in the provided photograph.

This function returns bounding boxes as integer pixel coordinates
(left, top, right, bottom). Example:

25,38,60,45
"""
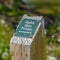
10,14,46,60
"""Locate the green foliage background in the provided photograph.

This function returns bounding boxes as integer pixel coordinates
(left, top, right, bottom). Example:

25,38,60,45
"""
0,0,60,60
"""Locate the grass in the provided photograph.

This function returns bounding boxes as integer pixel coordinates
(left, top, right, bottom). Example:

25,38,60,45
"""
0,19,14,60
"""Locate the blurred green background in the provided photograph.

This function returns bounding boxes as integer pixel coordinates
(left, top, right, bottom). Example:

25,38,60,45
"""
0,0,60,60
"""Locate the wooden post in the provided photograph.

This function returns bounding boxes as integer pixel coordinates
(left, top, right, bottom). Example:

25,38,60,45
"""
10,14,46,60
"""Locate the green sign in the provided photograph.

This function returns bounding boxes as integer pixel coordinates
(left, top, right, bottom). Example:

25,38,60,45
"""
15,18,41,38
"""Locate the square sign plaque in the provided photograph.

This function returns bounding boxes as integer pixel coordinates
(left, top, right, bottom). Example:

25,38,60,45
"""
15,15,42,38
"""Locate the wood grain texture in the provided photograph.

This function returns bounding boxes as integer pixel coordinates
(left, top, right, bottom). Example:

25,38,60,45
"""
10,43,22,60
22,45,30,60
30,25,46,60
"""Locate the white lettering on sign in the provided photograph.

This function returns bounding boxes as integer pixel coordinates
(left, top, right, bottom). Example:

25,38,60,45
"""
20,20,35,35
21,27,32,31
24,24,32,28
19,31,31,34
25,21,34,24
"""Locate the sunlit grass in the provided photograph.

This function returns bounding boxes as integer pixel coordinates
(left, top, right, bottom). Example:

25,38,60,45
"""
0,19,14,60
